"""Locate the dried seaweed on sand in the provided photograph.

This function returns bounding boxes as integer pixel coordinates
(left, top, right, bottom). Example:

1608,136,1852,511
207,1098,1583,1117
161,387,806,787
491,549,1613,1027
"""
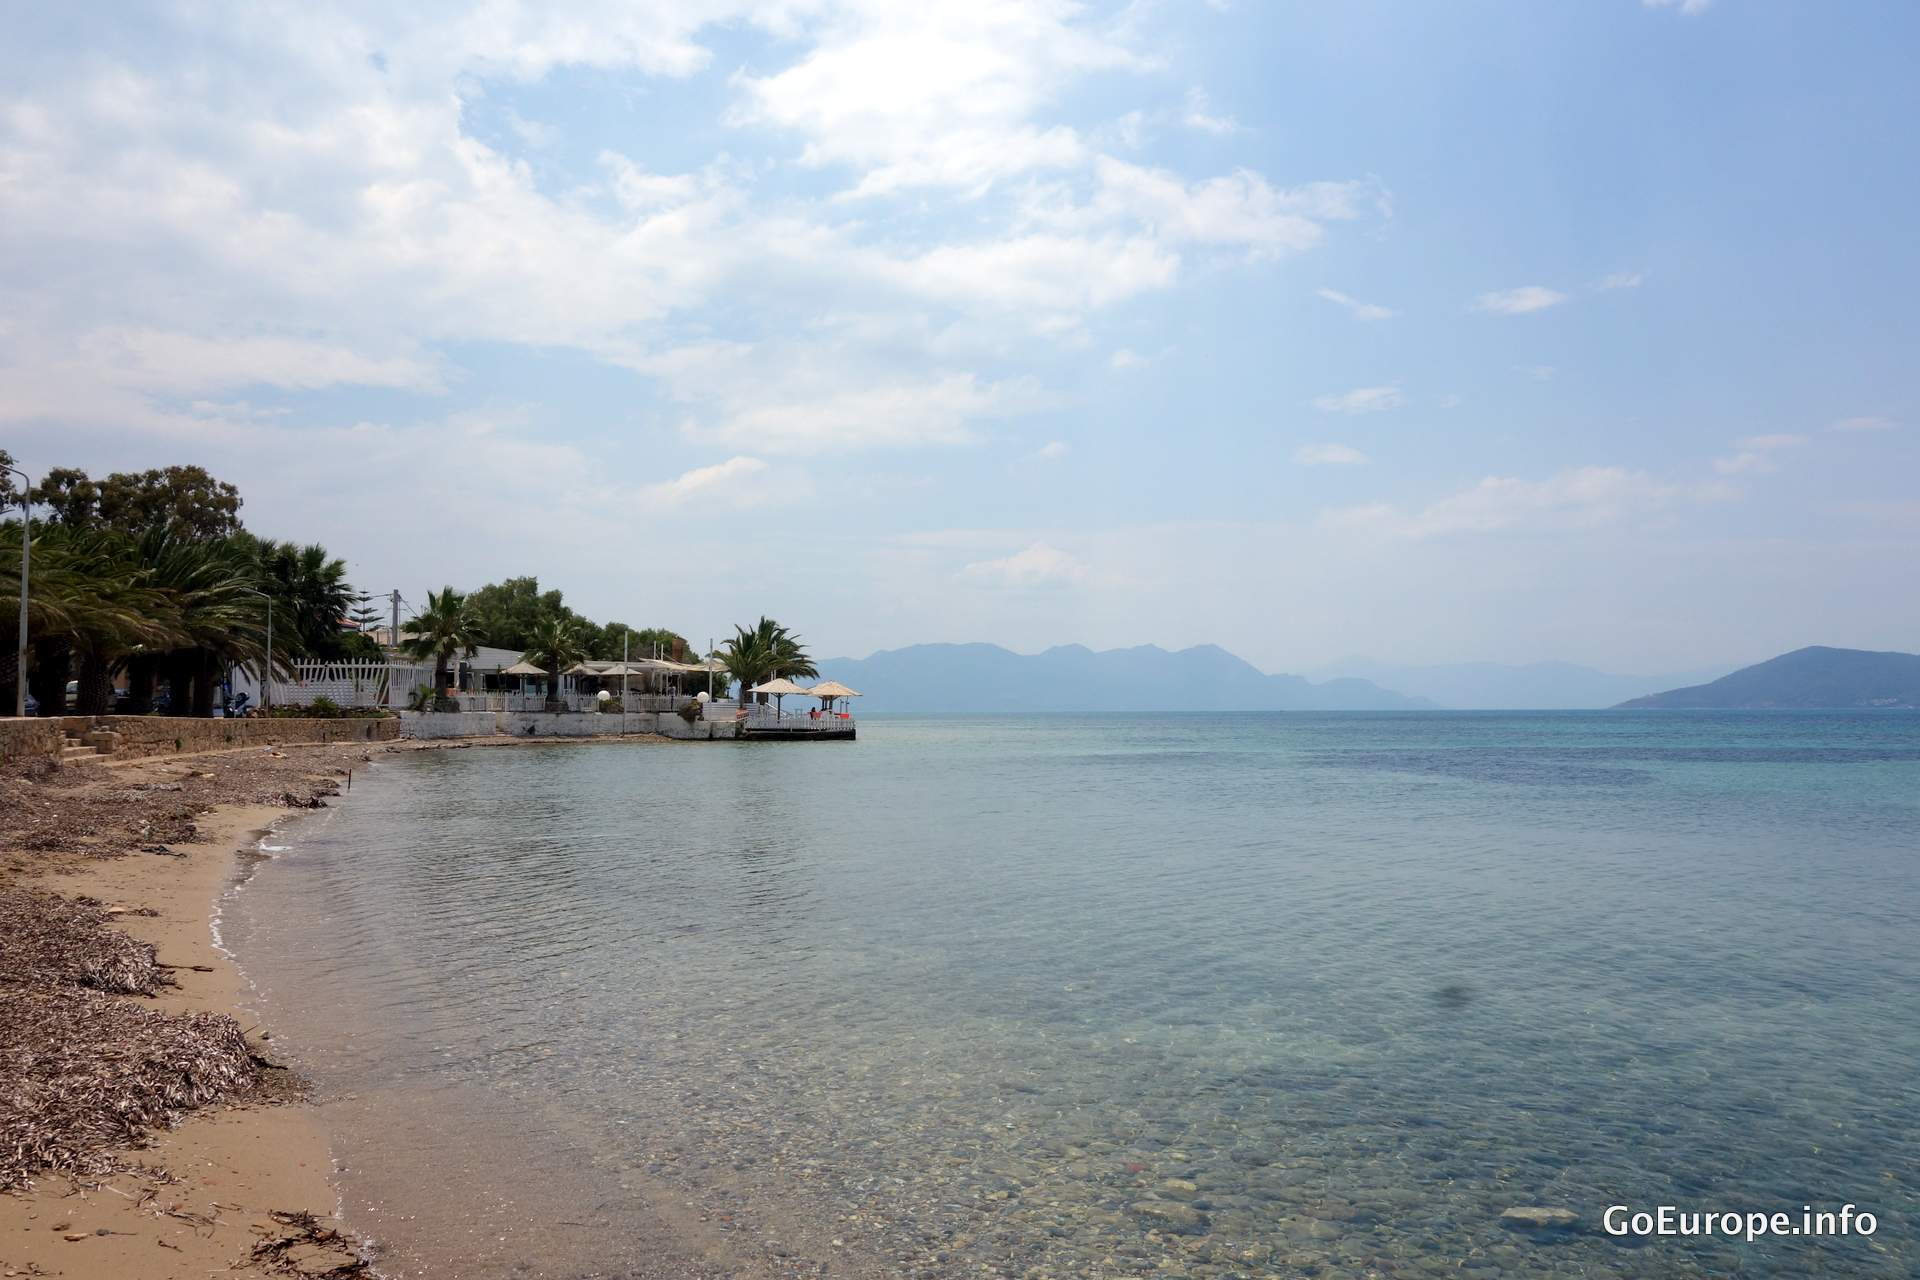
248,1209,375,1277
0,987,257,1190
0,886,168,994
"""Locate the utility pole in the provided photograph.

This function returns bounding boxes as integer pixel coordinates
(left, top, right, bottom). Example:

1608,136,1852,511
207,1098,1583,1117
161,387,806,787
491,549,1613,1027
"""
621,630,629,737
389,589,401,649
3,462,28,718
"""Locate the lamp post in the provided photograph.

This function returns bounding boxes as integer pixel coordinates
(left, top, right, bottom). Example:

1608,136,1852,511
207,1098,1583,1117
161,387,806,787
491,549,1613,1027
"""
2,463,27,719
241,588,273,715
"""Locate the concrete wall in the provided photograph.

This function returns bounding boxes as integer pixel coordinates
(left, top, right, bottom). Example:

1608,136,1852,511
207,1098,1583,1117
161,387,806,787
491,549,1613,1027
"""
0,714,400,763
391,711,499,740
396,710,739,741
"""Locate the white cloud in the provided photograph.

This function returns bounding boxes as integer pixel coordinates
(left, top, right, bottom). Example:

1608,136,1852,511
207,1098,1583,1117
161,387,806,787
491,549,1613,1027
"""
1033,440,1071,460
599,151,702,211
1182,87,1238,136
1437,393,1464,409
1110,347,1146,370
642,339,1044,453
640,456,799,508
1713,451,1773,476
0,0,1388,461
1089,158,1385,259
1315,288,1395,321
1110,109,1146,150
1642,0,1712,14
1597,271,1645,291
1828,415,1896,433
1323,465,1709,539
1519,364,1556,382
883,231,1179,315
960,541,1091,588
732,2,1140,199
505,110,557,150
1713,432,1808,476
1313,385,1404,414
1473,286,1568,316
1295,443,1368,466
84,329,445,394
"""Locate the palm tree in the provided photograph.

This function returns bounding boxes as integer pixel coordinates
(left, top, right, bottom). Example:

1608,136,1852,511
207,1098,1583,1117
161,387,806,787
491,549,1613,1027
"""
717,625,772,706
718,617,816,703
140,532,271,716
1,524,173,714
252,539,359,658
523,615,587,710
399,586,480,710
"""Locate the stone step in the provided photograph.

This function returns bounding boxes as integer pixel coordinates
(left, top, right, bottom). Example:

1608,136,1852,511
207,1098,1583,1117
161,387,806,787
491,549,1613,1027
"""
60,745,101,760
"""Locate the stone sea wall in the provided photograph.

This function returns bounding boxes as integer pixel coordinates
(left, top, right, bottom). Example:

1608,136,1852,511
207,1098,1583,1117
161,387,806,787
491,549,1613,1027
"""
0,719,67,764
0,714,400,764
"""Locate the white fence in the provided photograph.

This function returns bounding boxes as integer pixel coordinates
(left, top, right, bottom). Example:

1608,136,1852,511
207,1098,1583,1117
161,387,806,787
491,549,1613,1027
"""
270,660,433,709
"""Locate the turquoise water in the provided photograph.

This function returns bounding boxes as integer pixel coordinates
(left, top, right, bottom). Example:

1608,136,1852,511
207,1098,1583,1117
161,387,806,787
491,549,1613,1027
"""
227,714,1920,1279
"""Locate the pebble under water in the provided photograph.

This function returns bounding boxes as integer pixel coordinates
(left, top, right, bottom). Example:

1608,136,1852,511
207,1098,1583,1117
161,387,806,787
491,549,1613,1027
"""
224,713,1920,1279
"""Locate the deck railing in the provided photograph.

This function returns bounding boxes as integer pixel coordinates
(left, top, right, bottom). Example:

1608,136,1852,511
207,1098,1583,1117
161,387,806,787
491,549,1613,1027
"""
736,707,855,731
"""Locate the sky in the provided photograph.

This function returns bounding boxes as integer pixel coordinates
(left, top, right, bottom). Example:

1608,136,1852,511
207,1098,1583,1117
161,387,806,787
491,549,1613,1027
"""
2,0,1915,674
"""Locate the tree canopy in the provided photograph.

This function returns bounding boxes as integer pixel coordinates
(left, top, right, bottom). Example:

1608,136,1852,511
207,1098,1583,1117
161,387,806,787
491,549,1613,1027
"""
37,465,243,541
718,617,818,699
462,575,688,661
2,461,376,715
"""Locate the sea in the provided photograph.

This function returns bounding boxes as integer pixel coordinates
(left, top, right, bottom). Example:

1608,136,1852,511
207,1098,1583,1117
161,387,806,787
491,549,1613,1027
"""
220,713,1920,1279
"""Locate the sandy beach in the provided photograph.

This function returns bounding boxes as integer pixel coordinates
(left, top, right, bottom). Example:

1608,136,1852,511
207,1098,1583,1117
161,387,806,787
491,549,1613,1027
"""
0,741,388,1279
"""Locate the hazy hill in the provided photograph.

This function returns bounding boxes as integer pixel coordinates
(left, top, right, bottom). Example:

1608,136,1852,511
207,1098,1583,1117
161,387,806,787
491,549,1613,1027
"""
1614,646,1920,710
1313,658,1733,710
812,643,1432,713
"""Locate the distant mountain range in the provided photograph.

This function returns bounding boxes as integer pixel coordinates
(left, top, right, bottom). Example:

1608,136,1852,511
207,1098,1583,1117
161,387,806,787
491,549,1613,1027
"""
1310,658,1733,710
1615,646,1920,710
812,643,1433,713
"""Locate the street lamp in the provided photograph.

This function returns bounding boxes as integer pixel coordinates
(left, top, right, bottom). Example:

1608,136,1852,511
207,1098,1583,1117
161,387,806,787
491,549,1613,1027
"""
241,587,273,715
2,462,27,719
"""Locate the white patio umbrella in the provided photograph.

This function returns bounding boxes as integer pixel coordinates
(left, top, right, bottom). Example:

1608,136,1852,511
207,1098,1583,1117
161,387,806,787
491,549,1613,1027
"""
806,680,862,713
750,676,810,718
501,659,548,701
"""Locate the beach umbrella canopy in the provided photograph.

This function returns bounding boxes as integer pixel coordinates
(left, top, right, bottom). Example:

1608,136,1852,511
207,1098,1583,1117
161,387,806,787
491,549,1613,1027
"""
501,660,548,676
750,677,811,696
807,680,861,699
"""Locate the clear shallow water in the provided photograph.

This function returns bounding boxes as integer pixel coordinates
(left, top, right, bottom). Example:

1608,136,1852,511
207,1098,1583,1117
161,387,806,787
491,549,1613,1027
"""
226,714,1920,1279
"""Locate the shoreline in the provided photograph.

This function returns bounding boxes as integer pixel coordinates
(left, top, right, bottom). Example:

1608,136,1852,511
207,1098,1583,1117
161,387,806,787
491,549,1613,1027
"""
0,745,383,1278
0,731,690,1280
